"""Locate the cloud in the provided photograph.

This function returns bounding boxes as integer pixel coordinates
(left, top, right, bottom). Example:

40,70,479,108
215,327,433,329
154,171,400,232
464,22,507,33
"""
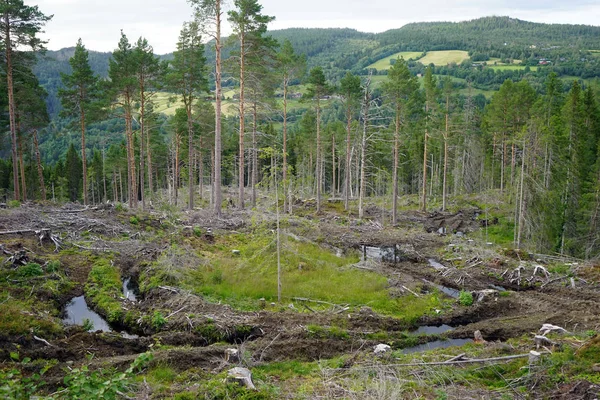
34,0,600,54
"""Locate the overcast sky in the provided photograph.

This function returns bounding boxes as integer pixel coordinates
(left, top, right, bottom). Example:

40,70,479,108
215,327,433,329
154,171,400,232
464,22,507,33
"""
35,0,600,55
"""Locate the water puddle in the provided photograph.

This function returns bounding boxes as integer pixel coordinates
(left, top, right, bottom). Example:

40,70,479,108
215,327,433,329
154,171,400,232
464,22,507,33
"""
414,324,454,335
402,338,473,354
63,296,138,339
427,259,447,271
362,245,401,263
423,279,461,299
63,296,112,332
489,284,507,292
122,277,138,301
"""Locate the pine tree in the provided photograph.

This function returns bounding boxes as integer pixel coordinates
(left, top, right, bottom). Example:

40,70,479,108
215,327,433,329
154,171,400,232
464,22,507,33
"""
167,21,208,210
108,32,138,209
59,39,101,205
133,37,165,209
276,39,305,213
190,0,224,216
0,0,51,200
382,58,418,222
228,0,274,209
304,67,331,213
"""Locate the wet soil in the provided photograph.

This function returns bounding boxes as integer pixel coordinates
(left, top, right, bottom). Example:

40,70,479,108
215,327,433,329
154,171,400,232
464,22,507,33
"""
1,203,599,398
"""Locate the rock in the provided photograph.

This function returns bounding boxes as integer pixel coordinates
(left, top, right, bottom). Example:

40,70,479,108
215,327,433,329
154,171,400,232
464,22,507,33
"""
227,367,255,390
474,330,487,344
232,250,241,256
374,344,391,354
225,348,240,363
456,231,465,237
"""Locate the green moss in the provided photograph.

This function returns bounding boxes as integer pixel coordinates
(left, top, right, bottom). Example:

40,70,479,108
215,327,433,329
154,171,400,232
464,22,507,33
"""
85,258,124,323
0,298,62,336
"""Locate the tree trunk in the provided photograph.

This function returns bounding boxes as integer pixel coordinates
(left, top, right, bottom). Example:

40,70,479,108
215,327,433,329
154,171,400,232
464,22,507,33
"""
80,105,88,205
251,102,258,207
442,94,449,211
147,122,154,198
125,100,136,208
33,130,46,201
517,140,526,249
421,127,428,212
214,0,223,216
199,136,204,200
358,81,370,219
5,15,19,200
187,108,194,210
238,35,246,210
392,106,400,224
139,84,146,210
316,98,322,213
17,130,26,201
283,80,289,213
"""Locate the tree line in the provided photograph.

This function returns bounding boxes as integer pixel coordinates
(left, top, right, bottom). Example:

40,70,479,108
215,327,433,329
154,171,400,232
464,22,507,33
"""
1,0,599,259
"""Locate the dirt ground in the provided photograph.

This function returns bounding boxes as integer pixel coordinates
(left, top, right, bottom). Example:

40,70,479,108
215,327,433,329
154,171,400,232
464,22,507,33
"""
0,202,599,398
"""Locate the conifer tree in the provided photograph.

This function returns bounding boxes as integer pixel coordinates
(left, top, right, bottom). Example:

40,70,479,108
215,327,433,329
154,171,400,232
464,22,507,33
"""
0,0,51,200
304,67,331,213
168,21,208,210
382,58,418,222
59,39,101,205
276,39,305,213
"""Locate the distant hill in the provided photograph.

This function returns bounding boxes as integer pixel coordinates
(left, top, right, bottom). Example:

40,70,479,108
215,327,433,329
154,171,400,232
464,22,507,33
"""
33,16,600,117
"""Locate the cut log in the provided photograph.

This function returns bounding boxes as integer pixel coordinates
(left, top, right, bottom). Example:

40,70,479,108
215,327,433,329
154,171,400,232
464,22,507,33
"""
225,348,240,363
534,335,556,349
374,344,391,354
474,330,487,344
539,324,568,336
227,367,256,390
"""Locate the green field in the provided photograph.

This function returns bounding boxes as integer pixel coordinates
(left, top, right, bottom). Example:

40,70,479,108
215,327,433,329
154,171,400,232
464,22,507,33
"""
419,50,470,66
153,92,184,116
367,51,423,70
488,65,538,71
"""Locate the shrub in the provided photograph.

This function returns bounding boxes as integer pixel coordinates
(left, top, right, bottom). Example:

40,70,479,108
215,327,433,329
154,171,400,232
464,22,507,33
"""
459,290,474,306
7,200,20,208
152,311,166,330
82,318,94,332
129,216,139,225
18,263,44,278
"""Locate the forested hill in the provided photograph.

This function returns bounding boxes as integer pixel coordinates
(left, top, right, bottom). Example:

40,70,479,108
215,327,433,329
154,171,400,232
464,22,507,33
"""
33,16,600,117
377,17,600,50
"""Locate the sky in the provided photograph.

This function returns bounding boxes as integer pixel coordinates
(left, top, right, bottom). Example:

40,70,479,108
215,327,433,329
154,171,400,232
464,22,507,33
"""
35,0,600,55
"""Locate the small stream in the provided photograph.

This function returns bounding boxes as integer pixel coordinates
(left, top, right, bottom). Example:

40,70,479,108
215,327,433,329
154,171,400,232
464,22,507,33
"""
122,277,138,301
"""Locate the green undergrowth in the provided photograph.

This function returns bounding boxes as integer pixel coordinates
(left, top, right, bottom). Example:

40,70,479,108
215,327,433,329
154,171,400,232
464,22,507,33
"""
0,258,73,336
0,296,63,336
85,257,129,323
142,234,444,321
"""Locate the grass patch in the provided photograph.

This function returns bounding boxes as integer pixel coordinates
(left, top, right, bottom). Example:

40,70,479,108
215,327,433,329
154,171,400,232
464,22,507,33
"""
0,298,62,336
147,364,178,384
488,65,538,71
367,51,423,70
85,257,124,323
141,233,445,321
419,50,469,66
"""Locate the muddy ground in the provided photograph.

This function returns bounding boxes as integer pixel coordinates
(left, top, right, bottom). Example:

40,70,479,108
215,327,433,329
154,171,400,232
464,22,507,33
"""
0,202,599,398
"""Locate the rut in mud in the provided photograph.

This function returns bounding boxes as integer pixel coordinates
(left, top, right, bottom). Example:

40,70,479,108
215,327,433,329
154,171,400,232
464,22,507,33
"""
0,203,599,399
